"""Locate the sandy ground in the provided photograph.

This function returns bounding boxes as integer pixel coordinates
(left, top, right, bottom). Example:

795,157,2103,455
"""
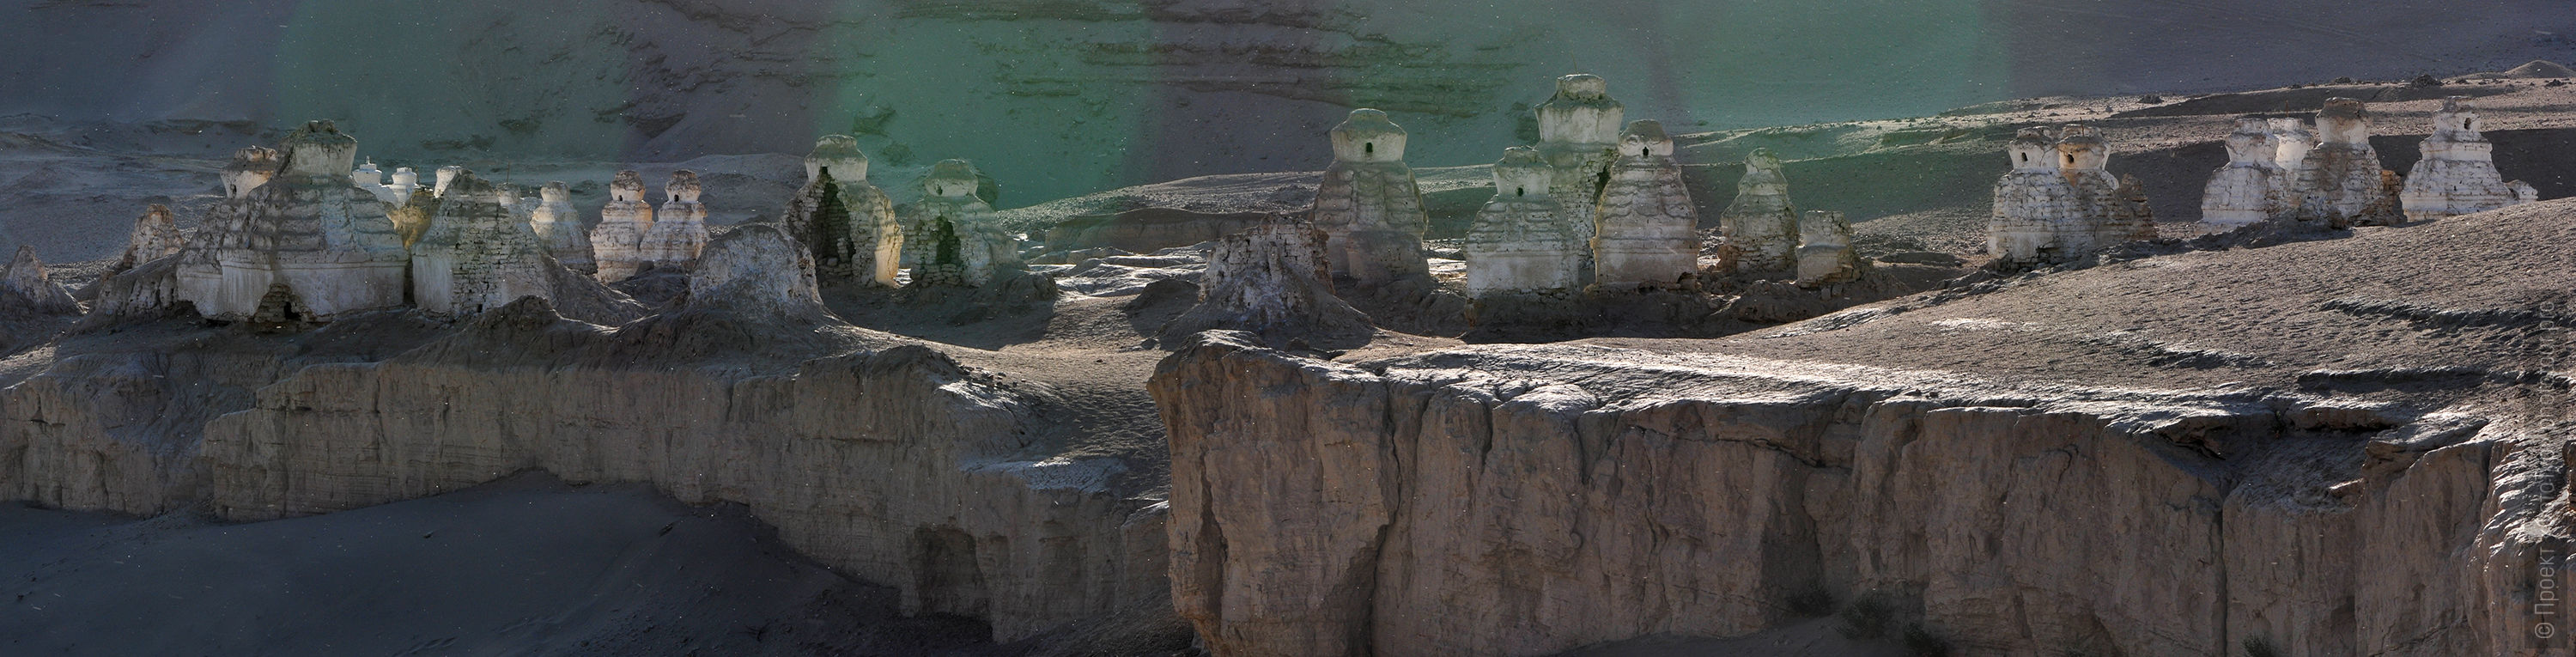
0,472,1008,656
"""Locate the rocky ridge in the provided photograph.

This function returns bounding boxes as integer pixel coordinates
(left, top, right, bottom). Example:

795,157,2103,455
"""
1157,198,2576,656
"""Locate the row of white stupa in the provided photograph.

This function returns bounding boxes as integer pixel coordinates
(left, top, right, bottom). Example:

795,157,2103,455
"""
1334,73,1864,303
1993,95,2537,265
165,121,717,322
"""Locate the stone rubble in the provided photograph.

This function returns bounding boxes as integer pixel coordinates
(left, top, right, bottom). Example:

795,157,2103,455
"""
1589,119,1699,290
900,159,1022,288
1309,108,1431,285
1716,147,1799,273
2399,96,2534,222
589,170,658,282
1160,215,1373,347
1462,147,1583,299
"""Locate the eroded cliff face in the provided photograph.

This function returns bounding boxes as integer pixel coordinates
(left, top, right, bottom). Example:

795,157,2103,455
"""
1,306,1170,643
1155,332,2570,657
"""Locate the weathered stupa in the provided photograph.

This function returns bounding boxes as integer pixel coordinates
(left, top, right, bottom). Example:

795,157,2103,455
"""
1534,74,1625,230
1794,210,1863,287
2269,118,2317,179
781,135,901,286
901,159,1021,288
432,165,466,198
410,171,556,317
1988,125,2154,265
114,204,184,271
2292,98,2402,225
526,181,594,275
1309,108,1431,285
2199,119,2293,228
1589,119,1699,290
1463,147,1583,299
636,170,712,271
177,121,410,322
1716,148,1799,273
1159,214,1373,348
2399,96,2535,222
589,170,657,281
388,167,421,199
221,146,281,199
1,246,78,315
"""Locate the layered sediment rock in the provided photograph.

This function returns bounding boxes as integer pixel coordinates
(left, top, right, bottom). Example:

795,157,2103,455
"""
1159,215,1372,348
526,181,596,275
1717,148,1798,273
2399,96,2532,222
1309,109,1430,284
590,170,658,281
1589,119,1698,290
1157,336,2559,657
1462,147,1582,299
1,246,77,315
3,314,1169,644
1793,210,1862,287
2292,98,2402,226
2201,118,2293,227
179,121,410,321
782,135,901,286
113,204,183,272
1159,199,2576,657
901,160,1021,289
